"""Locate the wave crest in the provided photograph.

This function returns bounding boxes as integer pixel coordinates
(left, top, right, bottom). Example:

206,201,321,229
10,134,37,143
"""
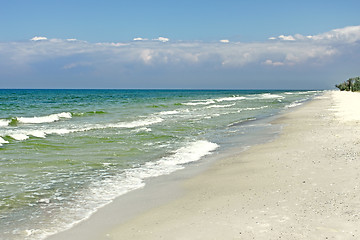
17,112,72,124
0,119,10,127
109,117,163,128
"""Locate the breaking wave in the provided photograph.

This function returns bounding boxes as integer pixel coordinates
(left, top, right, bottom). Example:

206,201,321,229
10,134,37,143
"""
16,112,72,124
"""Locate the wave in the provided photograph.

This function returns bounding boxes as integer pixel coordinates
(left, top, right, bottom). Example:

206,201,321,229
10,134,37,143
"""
16,112,72,124
131,127,152,133
5,128,84,142
216,96,246,102
284,91,317,95
1,116,164,144
137,140,219,176
206,103,236,109
182,100,216,106
27,140,218,240
185,94,283,104
247,93,285,100
297,91,319,95
72,111,108,117
228,117,257,127
258,93,285,99
108,117,163,128
285,102,303,108
0,136,9,146
0,119,10,127
183,95,246,106
9,133,29,141
158,110,180,115
285,100,306,108
239,106,269,111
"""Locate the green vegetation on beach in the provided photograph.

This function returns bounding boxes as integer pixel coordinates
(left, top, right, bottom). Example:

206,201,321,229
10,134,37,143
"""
335,77,360,92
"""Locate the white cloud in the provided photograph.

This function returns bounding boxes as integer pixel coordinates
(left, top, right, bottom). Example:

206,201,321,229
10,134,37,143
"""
311,25,360,43
30,36,48,41
153,37,169,42
268,35,296,41
220,39,230,43
133,37,148,41
140,49,153,63
264,59,285,66
96,42,129,47
278,35,295,41
269,25,360,43
63,62,92,70
1,25,359,72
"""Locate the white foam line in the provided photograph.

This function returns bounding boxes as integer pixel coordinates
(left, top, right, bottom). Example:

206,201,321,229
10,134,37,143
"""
131,127,152,133
183,96,246,106
109,117,163,128
206,103,236,109
0,137,9,145
285,102,304,108
248,93,285,100
0,116,164,144
216,96,246,102
237,106,269,112
138,140,219,176
9,133,29,141
158,110,180,115
31,140,218,240
0,119,10,127
183,100,216,106
28,130,47,138
17,112,72,124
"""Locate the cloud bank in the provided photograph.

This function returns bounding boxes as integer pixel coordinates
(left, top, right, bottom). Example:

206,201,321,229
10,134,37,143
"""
0,25,359,88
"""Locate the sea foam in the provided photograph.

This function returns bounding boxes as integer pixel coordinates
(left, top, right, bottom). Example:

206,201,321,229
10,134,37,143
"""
0,137,9,146
0,115,164,145
248,93,285,100
216,96,246,102
158,110,180,115
33,140,218,240
0,119,10,127
160,140,218,165
10,133,29,141
183,100,216,106
109,117,163,128
285,101,304,108
130,140,219,178
206,103,235,109
17,112,72,124
183,96,246,106
259,93,285,99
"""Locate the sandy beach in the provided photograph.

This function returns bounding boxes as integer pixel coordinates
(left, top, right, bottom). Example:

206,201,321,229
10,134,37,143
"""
48,91,360,240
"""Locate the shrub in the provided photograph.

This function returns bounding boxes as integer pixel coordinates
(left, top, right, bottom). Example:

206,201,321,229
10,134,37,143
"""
335,76,360,92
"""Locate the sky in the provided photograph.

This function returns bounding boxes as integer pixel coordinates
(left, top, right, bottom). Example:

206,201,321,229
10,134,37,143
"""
1,0,360,89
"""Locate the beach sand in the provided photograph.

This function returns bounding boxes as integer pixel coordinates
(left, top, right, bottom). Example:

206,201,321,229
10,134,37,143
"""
48,91,360,240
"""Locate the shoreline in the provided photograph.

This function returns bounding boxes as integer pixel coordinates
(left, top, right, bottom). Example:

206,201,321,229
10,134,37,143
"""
48,91,360,239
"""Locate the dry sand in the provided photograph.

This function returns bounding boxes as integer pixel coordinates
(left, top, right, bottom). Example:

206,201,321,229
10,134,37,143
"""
49,91,360,240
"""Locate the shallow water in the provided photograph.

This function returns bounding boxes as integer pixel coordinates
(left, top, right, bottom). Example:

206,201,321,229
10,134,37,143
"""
0,89,320,239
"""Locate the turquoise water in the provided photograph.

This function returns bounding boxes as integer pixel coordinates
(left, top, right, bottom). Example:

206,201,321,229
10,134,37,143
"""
0,89,320,239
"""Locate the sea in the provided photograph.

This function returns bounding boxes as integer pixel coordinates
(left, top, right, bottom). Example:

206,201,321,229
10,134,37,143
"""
0,89,321,239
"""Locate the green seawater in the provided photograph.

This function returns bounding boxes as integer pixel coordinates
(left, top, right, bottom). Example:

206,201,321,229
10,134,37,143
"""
0,89,321,239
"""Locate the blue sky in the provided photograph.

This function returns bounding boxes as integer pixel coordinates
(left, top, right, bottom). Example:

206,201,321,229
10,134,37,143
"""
1,0,360,89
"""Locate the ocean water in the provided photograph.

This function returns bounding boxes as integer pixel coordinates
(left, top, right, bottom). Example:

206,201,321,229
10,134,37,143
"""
0,89,321,239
